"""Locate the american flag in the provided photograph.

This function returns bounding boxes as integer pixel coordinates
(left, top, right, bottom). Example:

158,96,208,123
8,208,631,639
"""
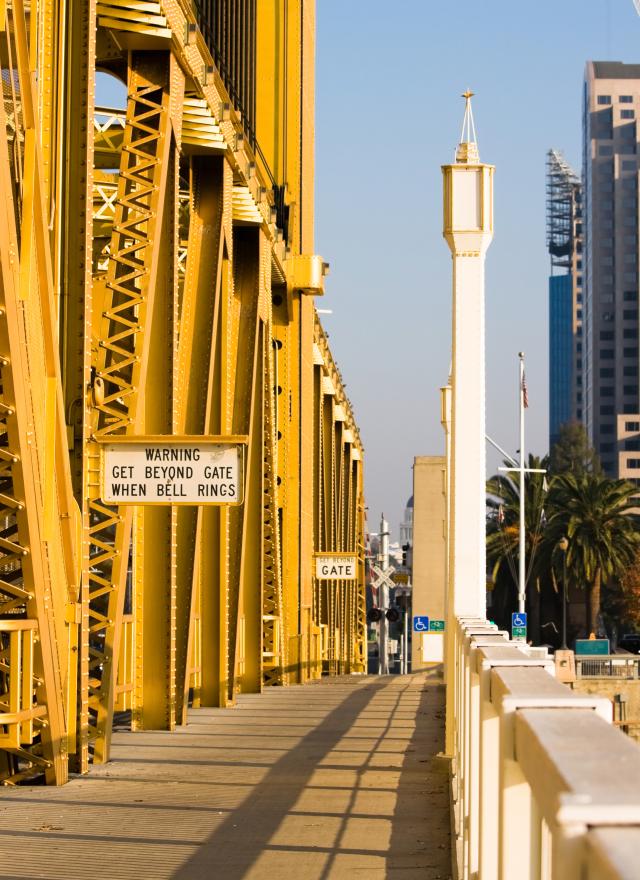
521,372,529,409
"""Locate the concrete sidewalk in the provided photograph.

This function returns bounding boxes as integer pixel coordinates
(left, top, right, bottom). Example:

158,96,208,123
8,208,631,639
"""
0,671,450,879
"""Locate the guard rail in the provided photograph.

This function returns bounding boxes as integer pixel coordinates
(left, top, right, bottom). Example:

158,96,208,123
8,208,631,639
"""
451,616,640,879
575,654,640,679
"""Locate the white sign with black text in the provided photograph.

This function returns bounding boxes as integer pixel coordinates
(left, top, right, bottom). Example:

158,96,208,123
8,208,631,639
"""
315,554,358,580
102,439,244,505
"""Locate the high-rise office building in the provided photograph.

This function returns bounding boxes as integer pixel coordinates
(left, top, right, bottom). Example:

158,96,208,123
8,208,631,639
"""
583,62,640,477
546,150,583,448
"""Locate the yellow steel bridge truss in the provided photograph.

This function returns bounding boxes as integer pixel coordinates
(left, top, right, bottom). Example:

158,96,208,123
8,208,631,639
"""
0,0,365,785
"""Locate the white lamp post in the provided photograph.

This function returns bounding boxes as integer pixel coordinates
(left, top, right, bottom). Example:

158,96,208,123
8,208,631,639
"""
442,92,494,618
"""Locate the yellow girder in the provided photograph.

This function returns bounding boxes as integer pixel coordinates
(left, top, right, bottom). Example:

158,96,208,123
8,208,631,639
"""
0,0,366,785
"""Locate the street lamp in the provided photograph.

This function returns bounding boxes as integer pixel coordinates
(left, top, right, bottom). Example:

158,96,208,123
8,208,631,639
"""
558,537,569,650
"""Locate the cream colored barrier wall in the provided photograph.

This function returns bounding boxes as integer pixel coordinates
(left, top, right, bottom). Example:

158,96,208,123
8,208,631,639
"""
450,617,640,880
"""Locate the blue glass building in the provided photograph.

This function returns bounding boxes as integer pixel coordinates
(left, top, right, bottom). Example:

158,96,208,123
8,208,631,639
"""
546,150,582,451
549,274,574,446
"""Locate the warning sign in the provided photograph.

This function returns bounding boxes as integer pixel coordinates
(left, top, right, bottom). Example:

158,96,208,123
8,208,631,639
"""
100,437,245,505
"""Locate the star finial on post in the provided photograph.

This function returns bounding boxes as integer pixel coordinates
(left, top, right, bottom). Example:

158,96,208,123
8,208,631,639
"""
456,89,480,164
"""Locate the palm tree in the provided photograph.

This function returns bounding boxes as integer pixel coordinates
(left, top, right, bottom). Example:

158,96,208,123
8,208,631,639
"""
544,473,640,635
486,455,549,641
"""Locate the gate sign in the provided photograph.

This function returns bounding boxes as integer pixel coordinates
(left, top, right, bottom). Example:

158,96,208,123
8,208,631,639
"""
101,437,245,505
315,554,358,580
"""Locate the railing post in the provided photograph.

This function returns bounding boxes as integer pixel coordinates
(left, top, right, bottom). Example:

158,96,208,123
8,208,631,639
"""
476,640,514,879
455,620,467,812
455,620,467,855
551,816,587,880
479,645,552,879
498,711,535,879
457,620,498,877
478,655,500,878
467,644,483,877
462,632,474,878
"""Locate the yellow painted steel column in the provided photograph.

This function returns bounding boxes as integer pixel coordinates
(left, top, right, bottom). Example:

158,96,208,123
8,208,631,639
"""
297,291,316,681
133,126,178,731
237,321,265,693
256,0,318,687
174,156,226,722
0,0,79,784
199,161,234,708
262,325,285,686
88,52,172,761
58,0,95,772
227,226,262,699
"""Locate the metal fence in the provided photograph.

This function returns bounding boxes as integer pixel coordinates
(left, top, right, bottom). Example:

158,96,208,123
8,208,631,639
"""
192,0,257,148
575,655,640,679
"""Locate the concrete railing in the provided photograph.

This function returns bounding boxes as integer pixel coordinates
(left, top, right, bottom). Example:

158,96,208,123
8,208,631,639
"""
451,616,640,879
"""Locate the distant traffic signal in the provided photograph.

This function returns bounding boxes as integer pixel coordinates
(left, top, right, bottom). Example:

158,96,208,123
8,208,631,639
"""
367,607,382,623
385,607,400,623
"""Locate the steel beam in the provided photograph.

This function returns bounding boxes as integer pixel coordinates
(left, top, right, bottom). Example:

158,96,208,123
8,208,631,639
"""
88,53,172,762
174,156,226,722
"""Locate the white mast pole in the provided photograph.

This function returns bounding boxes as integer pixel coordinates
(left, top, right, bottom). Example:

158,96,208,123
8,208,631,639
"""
518,352,526,614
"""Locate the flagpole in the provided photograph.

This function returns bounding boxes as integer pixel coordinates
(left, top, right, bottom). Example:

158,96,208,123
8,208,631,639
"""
518,352,526,614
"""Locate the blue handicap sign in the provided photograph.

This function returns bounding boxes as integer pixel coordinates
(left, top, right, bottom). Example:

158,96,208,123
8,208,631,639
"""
413,615,430,633
511,612,527,629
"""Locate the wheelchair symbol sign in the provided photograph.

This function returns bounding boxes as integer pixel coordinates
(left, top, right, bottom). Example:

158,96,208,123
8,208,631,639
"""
511,612,528,639
413,616,430,632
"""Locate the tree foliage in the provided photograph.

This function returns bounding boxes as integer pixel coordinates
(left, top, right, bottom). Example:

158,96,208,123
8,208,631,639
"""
486,454,548,585
544,473,639,632
486,455,549,639
549,421,601,478
605,551,640,634
486,461,640,641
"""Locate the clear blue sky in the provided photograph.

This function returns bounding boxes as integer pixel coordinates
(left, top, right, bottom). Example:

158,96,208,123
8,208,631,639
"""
314,0,640,540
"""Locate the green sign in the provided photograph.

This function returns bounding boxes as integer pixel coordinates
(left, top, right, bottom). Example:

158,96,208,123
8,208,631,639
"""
575,639,609,656
429,620,445,632
512,626,527,640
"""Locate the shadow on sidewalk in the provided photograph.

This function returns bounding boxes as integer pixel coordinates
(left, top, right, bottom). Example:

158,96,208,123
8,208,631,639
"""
171,678,390,880
386,668,451,879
